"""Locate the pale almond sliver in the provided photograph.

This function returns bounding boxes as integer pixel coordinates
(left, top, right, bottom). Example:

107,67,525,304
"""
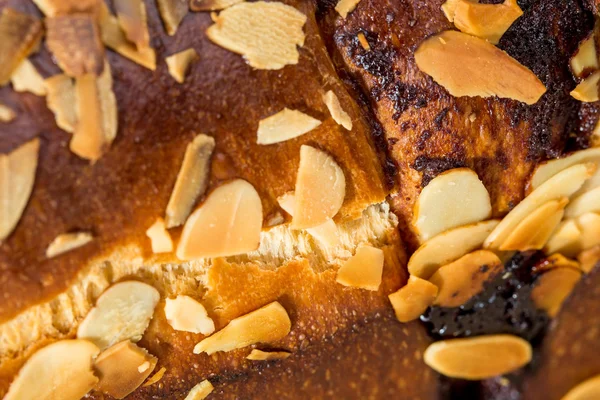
0,103,16,122
335,0,362,19
323,90,352,130
184,380,214,400
257,108,321,145
46,232,93,258
45,74,77,133
165,48,199,83
11,59,46,96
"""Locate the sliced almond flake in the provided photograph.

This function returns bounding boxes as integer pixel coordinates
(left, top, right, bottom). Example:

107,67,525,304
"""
142,367,166,387
246,349,291,361
0,103,16,122
194,302,291,355
4,340,99,400
114,0,150,50
531,267,582,317
256,108,321,145
206,1,307,70
415,30,546,105
562,375,600,400
441,0,462,22
452,0,523,45
165,134,215,228
529,147,600,191
11,59,46,96
46,232,93,258
565,185,600,218
166,48,199,83
0,138,40,241
335,0,362,19
164,295,215,335
571,71,600,102
0,8,43,85
32,0,99,16
357,32,370,50
578,245,600,273
190,0,243,11
388,275,438,322
46,13,105,77
45,74,77,133
576,212,600,251
571,33,598,78
336,244,384,291
156,0,188,35
536,253,581,272
184,380,214,400
145,217,173,253
323,90,352,130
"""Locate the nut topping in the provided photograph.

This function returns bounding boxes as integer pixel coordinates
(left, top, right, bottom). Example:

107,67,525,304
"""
164,295,215,335
571,71,600,102
571,34,598,78
529,147,600,191
11,59,46,96
190,0,243,11
449,0,523,44
565,186,600,218
388,275,438,322
0,103,16,122
166,48,199,83
562,375,600,400
335,0,362,19
184,380,215,400
145,218,173,253
45,74,77,133
257,108,321,145
156,0,188,35
415,30,546,104
545,219,582,257
32,0,99,16
246,349,291,360
323,90,353,130
143,367,166,387
114,0,150,49
46,231,93,258
336,244,384,291
0,8,43,85
194,301,291,355
578,245,600,273
531,267,581,317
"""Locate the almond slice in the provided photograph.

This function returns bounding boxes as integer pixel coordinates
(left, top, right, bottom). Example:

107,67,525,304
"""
193,302,291,355
277,192,340,248
164,295,215,335
46,13,104,77
578,245,600,273
11,59,46,96
413,168,492,242
531,267,582,317
430,250,503,308
165,134,215,228
388,275,438,322
95,341,157,399
562,375,600,400
530,148,600,191
571,34,598,78
0,103,16,122
45,74,77,133
176,179,263,259
408,219,500,279
499,198,568,251
145,218,173,253
256,108,321,145
246,349,291,361
0,138,40,241
0,8,43,85
424,335,532,380
452,0,523,44
565,186,600,218
571,71,600,102
414,30,546,104
357,32,370,50
535,253,581,273
292,145,346,229
32,0,99,16
335,244,384,290
143,366,166,387
206,2,307,70
184,380,215,400
323,90,353,130
156,0,188,35
190,0,243,11
77,281,160,350
5,340,99,400
577,212,600,251
335,0,362,19
114,0,150,49
166,48,199,83
485,163,596,249
46,231,93,258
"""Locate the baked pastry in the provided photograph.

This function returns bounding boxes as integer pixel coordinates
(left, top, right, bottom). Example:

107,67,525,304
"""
0,0,599,399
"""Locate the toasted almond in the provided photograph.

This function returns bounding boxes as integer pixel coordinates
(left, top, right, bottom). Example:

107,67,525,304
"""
185,380,215,400
166,48,199,83
545,219,582,257
138,361,150,373
292,145,345,229
11,59,46,96
156,0,188,35
114,0,150,49
46,13,104,77
0,138,40,241
32,0,99,16
190,0,243,11
535,253,581,273
529,148,600,191
415,30,546,104
176,179,263,259
577,212,600,251
578,245,600,273
246,349,291,361
571,34,598,78
0,8,43,85
336,244,384,290
593,118,600,147
571,71,600,102
531,267,581,317
165,134,215,228
408,219,500,279
565,186,600,218
486,163,596,249
388,275,438,323
45,74,77,133
143,367,166,387
277,192,340,247
164,295,215,335
562,375,600,400
499,198,568,251
206,2,306,70
0,103,16,122
424,335,531,379
77,281,160,350
335,0,362,19
5,340,99,400
194,302,291,355
323,90,353,130
430,250,503,308
256,108,321,145
46,231,93,258
95,341,157,399
145,218,173,253
413,168,492,242
452,0,523,44
357,32,370,50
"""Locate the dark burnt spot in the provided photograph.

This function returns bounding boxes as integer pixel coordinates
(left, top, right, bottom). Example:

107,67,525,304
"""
569,102,600,150
434,107,450,129
412,155,467,187
387,137,399,146
480,264,490,273
386,82,428,120
416,130,432,151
